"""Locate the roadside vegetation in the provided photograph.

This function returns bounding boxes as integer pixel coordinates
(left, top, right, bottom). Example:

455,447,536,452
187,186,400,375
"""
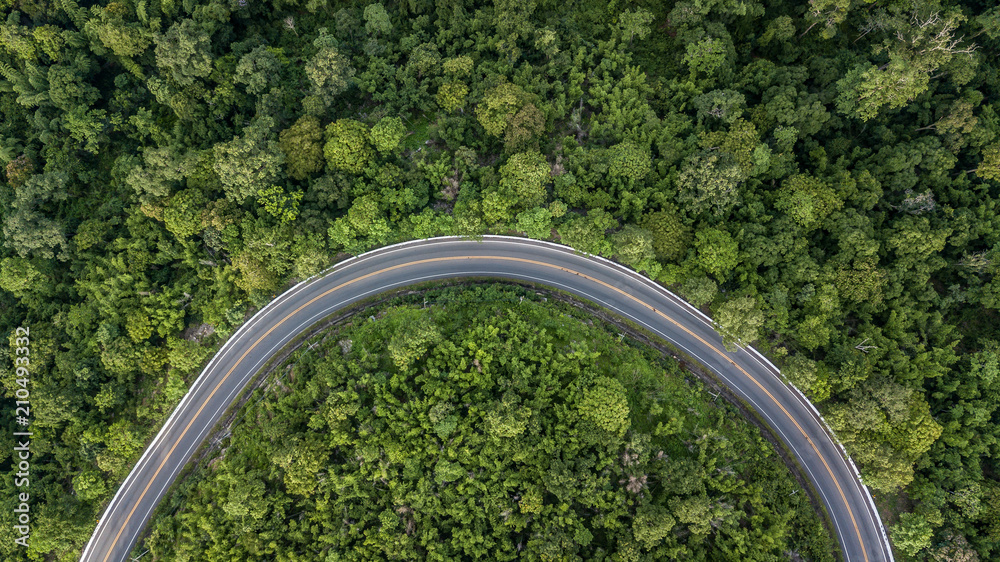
143,284,836,561
1,0,999,559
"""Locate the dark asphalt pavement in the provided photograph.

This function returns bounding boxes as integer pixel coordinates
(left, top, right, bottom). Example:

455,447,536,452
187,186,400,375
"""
80,236,893,562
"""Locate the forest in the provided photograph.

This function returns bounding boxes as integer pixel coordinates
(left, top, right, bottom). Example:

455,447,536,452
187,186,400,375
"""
0,0,999,559
142,284,837,561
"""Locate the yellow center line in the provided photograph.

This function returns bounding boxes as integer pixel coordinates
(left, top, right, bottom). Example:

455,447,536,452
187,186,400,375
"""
566,270,871,562
101,255,868,562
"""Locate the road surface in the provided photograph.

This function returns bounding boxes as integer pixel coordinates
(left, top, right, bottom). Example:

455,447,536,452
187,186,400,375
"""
80,236,894,562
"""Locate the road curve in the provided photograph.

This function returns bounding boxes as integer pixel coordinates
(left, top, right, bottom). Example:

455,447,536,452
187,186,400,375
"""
81,236,894,562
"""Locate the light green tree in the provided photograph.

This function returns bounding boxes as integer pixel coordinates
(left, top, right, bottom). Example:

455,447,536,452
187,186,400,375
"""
278,115,325,180
387,315,441,370
679,275,718,307
973,143,1000,182
783,355,827,401
639,210,691,262
692,89,746,125
800,0,852,39
86,3,152,58
0,257,44,298
611,225,657,272
774,174,843,230
72,471,107,502
890,512,934,557
305,32,355,111
714,296,764,351
616,9,654,47
324,119,373,174
683,37,727,78
693,228,738,280
256,185,302,224
370,116,406,154
163,188,206,238
436,82,469,112
363,3,391,36
578,376,630,436
836,8,977,121
213,119,285,203
234,46,282,96
676,152,743,216
632,504,675,549
607,142,651,184
154,19,212,86
498,151,549,209
515,207,552,239
835,61,929,122
476,83,528,137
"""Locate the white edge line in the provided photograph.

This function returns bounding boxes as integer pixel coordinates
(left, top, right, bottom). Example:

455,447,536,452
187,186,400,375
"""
489,235,892,561
84,235,893,562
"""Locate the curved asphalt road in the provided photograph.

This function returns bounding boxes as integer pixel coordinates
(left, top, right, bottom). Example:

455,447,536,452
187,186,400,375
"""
81,236,894,562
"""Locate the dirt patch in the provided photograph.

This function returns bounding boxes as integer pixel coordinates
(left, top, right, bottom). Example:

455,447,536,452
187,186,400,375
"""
181,322,215,342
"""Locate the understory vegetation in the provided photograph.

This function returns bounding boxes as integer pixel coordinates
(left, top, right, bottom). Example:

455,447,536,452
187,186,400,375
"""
1,0,999,559
143,284,835,561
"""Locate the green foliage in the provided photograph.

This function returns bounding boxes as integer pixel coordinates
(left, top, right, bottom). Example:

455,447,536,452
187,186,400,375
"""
143,287,834,561
714,296,764,351
363,3,391,36
436,81,469,112
607,141,651,183
693,227,738,280
2,172,70,259
891,512,935,557
73,471,107,502
515,206,552,239
783,354,829,402
86,4,152,58
370,116,406,154
324,119,373,174
676,151,743,216
976,144,1000,182
278,115,325,181
0,256,44,298
836,62,928,122
476,82,529,138
163,188,206,238
154,19,212,86
578,375,630,436
386,309,441,370
305,33,355,111
826,377,943,492
499,151,549,207
639,210,691,262
611,224,657,274
802,0,851,40
557,209,619,257
4,0,1000,557
683,37,727,78
234,46,282,96
504,103,545,153
617,9,654,46
774,174,843,230
679,275,718,308
484,151,550,223
256,185,302,224
214,119,285,203
692,89,746,125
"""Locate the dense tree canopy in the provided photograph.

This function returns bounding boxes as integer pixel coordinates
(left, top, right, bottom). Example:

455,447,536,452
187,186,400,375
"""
2,0,1000,559
144,285,835,562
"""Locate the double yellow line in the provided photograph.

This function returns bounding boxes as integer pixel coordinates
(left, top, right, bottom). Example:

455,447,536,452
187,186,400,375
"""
99,255,868,562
